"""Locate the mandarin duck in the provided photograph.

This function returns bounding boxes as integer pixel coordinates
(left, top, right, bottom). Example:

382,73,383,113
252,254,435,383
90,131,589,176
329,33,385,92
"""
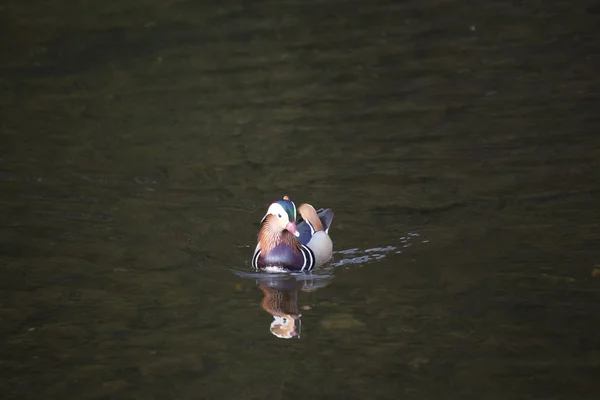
252,196,334,272
259,280,301,339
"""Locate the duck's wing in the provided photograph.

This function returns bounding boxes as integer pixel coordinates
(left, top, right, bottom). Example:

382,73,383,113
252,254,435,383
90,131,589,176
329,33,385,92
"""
315,208,334,234
297,219,314,245
297,206,334,243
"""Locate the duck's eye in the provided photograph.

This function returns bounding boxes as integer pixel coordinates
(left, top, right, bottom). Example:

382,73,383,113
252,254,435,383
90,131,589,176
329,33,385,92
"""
277,213,282,218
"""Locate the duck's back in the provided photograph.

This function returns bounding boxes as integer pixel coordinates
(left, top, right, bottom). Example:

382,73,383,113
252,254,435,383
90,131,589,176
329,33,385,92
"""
297,208,334,267
297,208,334,245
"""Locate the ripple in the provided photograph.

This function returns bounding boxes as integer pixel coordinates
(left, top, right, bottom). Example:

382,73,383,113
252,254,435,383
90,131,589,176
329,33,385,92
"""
330,232,427,267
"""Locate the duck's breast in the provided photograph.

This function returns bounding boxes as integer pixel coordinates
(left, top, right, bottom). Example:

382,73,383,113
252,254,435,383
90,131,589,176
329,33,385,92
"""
256,243,314,271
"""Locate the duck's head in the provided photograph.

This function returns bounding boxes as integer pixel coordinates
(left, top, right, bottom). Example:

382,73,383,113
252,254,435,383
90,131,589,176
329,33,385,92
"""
270,314,301,339
260,197,299,237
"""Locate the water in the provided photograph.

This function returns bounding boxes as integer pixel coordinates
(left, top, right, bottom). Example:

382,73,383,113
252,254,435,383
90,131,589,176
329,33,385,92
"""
1,0,599,398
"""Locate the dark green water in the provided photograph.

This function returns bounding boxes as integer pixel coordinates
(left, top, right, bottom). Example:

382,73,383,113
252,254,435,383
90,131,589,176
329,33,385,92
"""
1,0,600,399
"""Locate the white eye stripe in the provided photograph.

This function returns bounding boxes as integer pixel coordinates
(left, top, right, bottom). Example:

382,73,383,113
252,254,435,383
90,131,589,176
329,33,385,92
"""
266,203,289,222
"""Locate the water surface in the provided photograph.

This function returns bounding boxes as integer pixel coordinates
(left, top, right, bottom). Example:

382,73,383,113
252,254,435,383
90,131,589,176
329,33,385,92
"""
1,0,600,399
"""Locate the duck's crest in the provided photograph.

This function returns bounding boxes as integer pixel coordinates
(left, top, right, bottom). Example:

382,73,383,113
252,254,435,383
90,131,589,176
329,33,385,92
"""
261,196,296,224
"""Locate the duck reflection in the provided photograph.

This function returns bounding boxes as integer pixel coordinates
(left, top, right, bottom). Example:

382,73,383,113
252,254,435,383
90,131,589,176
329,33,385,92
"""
257,274,331,339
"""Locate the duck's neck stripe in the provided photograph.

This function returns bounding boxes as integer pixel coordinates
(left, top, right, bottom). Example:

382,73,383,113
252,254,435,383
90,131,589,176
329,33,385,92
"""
306,220,315,236
300,245,315,271
252,248,261,269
